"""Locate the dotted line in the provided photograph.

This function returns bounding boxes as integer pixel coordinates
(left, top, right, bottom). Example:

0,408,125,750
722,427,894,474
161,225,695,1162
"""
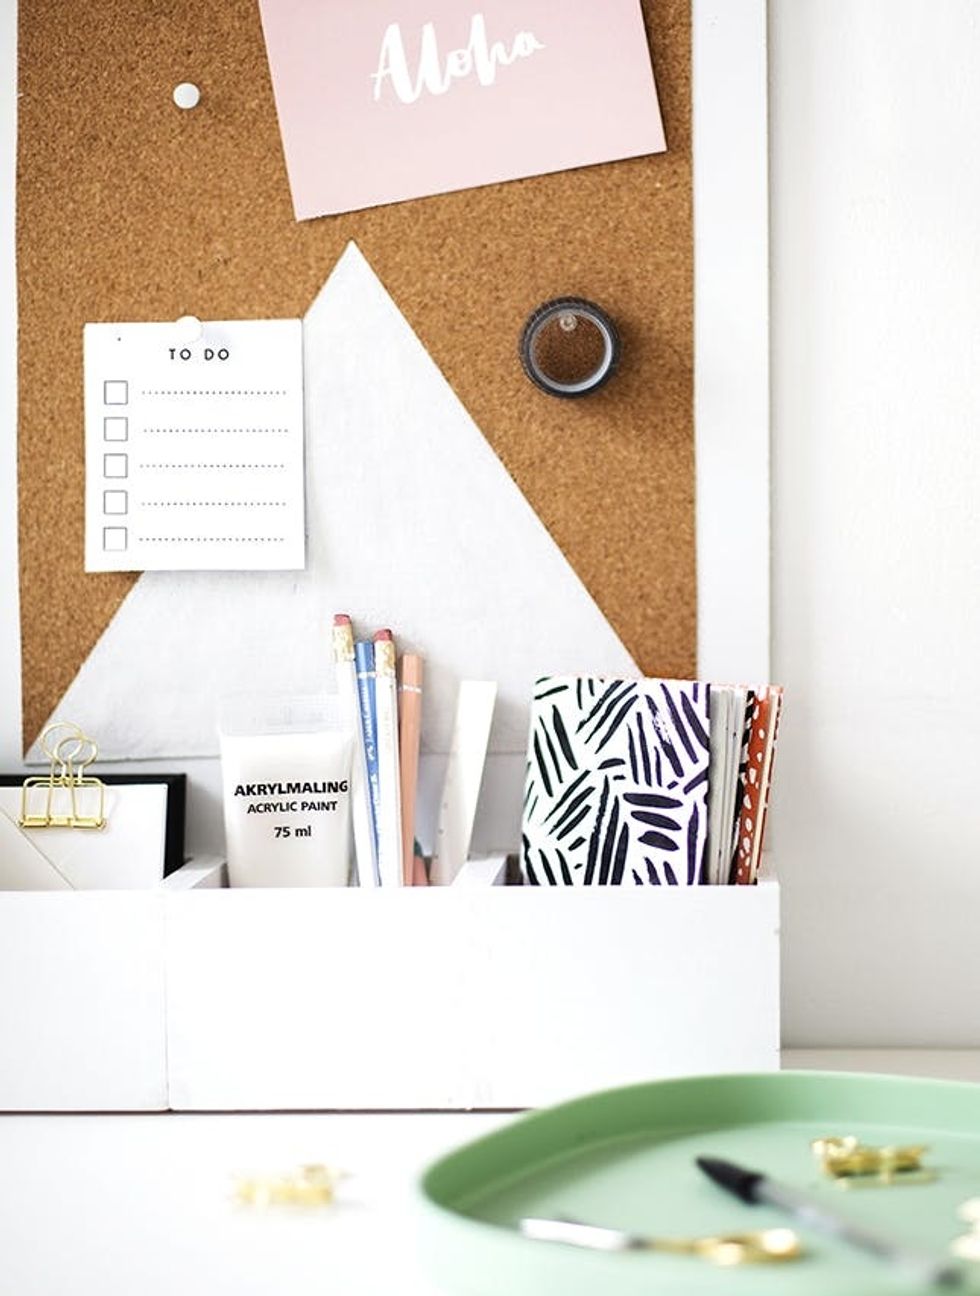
140,390,287,397
138,536,283,541
143,435,290,440
141,463,286,470
144,501,288,508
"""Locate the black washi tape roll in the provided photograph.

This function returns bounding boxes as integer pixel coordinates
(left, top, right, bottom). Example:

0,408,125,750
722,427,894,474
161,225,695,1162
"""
519,297,621,398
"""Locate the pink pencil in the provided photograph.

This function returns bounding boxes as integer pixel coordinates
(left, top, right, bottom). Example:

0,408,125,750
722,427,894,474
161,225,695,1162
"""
398,654,424,885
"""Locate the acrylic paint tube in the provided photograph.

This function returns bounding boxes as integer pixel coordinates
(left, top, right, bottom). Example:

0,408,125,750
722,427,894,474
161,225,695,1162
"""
219,696,354,887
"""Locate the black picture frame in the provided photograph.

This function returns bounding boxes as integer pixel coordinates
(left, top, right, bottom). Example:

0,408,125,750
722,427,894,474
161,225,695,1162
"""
0,774,187,877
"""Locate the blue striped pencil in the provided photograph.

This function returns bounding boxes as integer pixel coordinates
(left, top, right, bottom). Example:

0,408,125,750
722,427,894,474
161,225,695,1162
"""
354,639,381,860
332,614,378,887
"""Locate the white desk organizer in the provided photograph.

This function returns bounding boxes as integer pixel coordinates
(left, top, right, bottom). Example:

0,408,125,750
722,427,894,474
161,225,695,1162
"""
0,865,779,1112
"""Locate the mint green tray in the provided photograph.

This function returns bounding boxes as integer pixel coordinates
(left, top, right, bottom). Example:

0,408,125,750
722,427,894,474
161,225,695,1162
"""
419,1073,980,1295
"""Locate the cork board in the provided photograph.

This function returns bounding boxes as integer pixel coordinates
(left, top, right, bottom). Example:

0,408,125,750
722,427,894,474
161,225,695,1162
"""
16,0,694,751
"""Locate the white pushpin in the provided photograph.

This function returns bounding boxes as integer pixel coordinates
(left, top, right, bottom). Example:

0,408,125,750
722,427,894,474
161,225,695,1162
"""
175,315,204,345
173,82,201,110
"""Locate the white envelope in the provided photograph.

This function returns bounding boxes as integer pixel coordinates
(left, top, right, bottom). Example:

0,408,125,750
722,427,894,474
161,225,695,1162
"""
0,785,168,890
0,808,73,890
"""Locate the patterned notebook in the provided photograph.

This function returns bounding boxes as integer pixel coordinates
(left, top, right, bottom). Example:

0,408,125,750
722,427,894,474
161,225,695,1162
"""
522,677,711,886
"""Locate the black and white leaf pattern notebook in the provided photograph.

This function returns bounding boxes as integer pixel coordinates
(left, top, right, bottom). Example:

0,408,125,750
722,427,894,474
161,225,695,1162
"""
522,677,711,886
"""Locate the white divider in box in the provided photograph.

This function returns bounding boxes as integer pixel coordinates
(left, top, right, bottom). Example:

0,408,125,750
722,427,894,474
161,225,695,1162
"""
161,857,227,890
164,883,779,1111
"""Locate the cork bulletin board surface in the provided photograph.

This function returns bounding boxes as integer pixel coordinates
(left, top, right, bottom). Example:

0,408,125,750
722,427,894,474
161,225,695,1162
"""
16,0,694,751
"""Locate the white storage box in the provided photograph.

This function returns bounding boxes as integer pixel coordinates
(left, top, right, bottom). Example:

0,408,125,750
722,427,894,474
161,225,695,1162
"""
0,891,168,1111
0,872,779,1112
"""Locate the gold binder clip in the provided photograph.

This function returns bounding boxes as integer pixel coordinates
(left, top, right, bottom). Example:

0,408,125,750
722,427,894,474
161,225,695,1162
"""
233,1164,347,1209
19,722,107,830
812,1136,934,1187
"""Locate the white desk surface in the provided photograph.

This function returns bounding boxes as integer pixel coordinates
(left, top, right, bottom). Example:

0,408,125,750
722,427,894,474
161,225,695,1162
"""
2,1051,978,1296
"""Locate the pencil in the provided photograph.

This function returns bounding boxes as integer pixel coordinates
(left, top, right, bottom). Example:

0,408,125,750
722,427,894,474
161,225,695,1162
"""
333,615,378,887
373,630,403,888
398,654,424,885
354,638,381,864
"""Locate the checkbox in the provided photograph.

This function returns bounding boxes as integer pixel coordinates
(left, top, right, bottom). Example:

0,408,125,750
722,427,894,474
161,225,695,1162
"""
103,453,128,479
104,380,128,405
102,526,128,552
104,416,128,442
103,490,128,515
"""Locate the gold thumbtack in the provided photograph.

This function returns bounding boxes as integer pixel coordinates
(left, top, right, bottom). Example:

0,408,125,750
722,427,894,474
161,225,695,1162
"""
811,1136,935,1187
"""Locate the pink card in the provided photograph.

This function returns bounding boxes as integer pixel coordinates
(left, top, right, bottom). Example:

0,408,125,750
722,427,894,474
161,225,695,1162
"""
257,1,667,220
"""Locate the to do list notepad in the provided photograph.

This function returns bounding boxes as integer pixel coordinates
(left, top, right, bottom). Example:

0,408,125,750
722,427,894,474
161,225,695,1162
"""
84,320,305,572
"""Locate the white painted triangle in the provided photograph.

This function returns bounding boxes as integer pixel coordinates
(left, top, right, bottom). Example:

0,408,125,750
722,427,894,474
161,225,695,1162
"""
39,242,638,760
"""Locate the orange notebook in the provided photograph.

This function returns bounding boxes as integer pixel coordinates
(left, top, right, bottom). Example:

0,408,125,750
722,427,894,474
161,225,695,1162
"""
733,686,783,884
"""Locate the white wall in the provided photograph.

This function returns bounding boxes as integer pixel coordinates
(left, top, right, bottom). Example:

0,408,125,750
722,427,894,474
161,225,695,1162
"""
771,0,980,1044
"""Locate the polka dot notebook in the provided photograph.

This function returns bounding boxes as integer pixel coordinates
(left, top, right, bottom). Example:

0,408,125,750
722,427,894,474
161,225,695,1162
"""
83,319,305,572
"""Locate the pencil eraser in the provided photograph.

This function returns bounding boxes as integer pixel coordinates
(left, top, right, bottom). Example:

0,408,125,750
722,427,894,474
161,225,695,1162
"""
374,628,394,642
333,613,352,626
